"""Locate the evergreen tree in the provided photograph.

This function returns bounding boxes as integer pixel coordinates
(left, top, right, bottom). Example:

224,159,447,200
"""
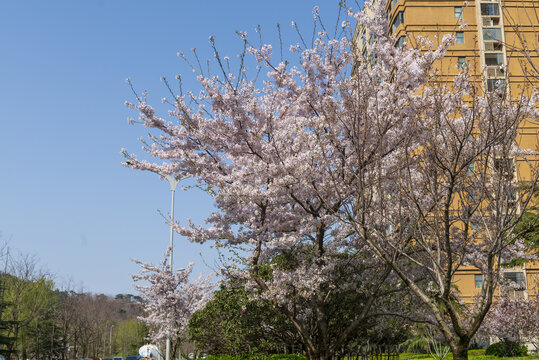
0,274,17,359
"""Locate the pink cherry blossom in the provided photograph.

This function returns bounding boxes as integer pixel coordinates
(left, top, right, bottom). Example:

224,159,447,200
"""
132,247,213,355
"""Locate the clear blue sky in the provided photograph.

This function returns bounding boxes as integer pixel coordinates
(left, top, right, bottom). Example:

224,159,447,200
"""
0,0,354,295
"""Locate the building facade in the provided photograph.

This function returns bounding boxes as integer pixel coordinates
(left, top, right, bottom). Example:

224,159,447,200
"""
354,0,539,302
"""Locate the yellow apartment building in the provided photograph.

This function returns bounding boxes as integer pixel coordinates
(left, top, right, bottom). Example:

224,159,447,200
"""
353,0,539,302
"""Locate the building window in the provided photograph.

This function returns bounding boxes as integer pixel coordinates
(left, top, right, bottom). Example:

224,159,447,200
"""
467,162,475,174
494,157,514,177
508,190,518,202
481,3,500,16
504,272,526,288
458,56,466,69
483,28,502,41
487,78,505,92
454,7,463,19
386,223,394,235
395,36,406,48
393,11,404,33
475,274,483,289
456,31,465,44
485,53,503,66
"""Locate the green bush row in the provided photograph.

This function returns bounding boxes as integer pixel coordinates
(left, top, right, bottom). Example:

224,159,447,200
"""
201,349,539,360
202,355,307,360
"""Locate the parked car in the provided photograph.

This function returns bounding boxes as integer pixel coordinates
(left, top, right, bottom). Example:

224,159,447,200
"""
125,356,138,360
113,357,124,360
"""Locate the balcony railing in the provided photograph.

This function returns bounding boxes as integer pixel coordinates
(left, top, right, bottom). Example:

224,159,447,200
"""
486,66,504,78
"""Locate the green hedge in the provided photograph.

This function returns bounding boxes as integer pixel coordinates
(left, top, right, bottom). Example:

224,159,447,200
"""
486,342,528,358
201,349,539,360
202,355,307,360
400,348,538,360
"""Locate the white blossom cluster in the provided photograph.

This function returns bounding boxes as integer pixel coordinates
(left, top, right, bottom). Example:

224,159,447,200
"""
132,247,213,343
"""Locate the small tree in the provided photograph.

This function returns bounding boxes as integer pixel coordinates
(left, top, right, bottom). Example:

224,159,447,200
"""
132,248,213,358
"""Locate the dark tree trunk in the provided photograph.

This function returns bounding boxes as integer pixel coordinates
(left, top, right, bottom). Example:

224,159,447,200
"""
305,347,332,360
451,341,469,360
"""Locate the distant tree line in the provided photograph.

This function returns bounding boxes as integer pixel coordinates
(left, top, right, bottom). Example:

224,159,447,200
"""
0,243,148,360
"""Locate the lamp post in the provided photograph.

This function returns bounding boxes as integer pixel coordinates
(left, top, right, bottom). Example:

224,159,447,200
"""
162,174,179,360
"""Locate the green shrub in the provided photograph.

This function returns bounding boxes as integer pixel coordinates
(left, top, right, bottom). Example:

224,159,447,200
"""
485,341,528,357
485,342,504,357
203,355,307,360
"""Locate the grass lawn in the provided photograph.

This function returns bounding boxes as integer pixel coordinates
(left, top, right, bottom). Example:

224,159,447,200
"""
398,350,539,360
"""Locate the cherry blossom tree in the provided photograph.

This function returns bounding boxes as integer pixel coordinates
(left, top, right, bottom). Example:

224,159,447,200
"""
132,248,213,358
123,7,427,358
123,2,538,360
333,5,539,360
482,277,539,352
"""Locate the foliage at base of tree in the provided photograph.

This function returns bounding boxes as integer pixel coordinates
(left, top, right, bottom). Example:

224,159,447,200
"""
485,342,528,358
188,282,300,355
189,277,411,357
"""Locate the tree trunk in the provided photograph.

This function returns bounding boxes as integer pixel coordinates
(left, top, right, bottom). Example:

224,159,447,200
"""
451,341,469,360
305,348,332,360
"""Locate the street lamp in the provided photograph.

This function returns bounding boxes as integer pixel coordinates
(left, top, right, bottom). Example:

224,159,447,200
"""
162,174,179,360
